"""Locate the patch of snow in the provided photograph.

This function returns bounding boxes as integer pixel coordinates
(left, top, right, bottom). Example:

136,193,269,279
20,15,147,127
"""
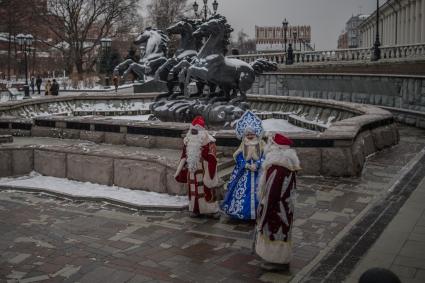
0,172,188,208
106,115,153,121
262,118,314,133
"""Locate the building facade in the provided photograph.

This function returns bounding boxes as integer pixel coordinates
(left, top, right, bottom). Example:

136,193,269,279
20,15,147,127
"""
359,0,425,47
338,14,368,49
338,31,348,49
255,25,312,52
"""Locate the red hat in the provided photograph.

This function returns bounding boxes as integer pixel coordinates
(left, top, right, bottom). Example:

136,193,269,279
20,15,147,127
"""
272,133,293,146
191,116,205,129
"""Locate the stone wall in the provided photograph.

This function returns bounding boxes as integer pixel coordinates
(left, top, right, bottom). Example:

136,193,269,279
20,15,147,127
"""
0,93,156,118
0,146,186,195
250,73,425,128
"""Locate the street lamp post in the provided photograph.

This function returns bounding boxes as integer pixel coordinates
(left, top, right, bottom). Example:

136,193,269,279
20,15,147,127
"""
16,34,33,99
193,0,219,21
100,38,112,87
282,18,288,52
372,0,381,61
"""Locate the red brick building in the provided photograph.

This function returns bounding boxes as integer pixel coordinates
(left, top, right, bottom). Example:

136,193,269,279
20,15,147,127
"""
255,25,313,52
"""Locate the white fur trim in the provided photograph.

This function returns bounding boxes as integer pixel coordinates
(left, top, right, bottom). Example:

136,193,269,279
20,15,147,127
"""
197,197,219,214
202,160,220,188
174,158,186,178
262,148,301,172
258,148,300,195
255,234,292,264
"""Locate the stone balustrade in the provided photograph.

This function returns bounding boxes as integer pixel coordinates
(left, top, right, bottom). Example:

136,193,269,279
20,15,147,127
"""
228,43,425,65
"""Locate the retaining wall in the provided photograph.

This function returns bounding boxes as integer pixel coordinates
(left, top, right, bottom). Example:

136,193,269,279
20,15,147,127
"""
0,145,185,195
250,73,425,128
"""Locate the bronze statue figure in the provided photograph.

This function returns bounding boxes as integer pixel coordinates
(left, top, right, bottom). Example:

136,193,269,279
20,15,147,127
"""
113,27,169,81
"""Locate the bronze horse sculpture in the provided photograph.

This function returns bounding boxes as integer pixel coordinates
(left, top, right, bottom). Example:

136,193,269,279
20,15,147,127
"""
114,27,169,80
184,15,277,102
154,18,203,98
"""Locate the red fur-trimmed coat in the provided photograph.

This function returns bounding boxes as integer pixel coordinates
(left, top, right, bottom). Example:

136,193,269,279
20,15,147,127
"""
175,142,219,214
255,147,301,264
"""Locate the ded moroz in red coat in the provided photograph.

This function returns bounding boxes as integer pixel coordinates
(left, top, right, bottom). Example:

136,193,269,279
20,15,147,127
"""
255,134,301,264
174,132,220,215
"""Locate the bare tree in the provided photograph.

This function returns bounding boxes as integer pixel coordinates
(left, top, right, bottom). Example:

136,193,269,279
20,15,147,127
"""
0,0,34,79
34,0,140,74
146,0,189,30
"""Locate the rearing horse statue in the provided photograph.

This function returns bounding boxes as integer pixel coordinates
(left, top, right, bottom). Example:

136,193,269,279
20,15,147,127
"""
155,18,203,97
114,27,169,80
184,15,276,102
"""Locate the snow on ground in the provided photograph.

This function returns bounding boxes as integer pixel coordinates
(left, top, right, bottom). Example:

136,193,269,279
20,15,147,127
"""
107,115,153,121
262,118,314,133
0,172,188,209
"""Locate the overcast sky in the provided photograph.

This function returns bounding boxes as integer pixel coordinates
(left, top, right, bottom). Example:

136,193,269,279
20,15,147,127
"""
199,0,380,50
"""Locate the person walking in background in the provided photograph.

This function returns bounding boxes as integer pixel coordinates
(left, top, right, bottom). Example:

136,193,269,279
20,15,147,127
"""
30,77,35,94
221,111,265,220
51,79,59,96
36,76,42,94
45,80,51,96
113,75,119,93
255,133,301,272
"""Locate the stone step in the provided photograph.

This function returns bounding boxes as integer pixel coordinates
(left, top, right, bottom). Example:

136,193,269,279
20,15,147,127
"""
217,157,234,171
218,165,234,182
0,135,13,144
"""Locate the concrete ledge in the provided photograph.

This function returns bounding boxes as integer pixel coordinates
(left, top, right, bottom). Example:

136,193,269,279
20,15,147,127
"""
67,154,114,186
0,135,13,144
1,145,185,195
0,185,188,211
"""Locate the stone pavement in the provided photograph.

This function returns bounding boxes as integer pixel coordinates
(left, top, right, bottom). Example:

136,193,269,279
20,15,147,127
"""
0,125,425,282
345,159,425,283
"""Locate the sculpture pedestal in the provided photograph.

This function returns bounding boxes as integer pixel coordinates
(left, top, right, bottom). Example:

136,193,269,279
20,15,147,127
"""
133,80,168,93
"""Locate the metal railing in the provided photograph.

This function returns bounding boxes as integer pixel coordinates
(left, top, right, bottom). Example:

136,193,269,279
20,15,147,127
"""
228,43,425,65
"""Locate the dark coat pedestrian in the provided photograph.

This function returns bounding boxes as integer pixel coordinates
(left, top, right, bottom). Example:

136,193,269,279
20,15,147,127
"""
51,79,59,96
36,76,42,94
30,77,35,94
113,76,119,92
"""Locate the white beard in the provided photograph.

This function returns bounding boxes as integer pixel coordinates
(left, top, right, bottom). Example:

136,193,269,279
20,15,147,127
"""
186,132,204,173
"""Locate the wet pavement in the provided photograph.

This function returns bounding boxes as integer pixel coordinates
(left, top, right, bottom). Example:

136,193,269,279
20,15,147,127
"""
1,125,425,283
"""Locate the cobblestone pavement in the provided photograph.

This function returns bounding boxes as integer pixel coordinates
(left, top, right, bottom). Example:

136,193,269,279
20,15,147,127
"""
1,125,425,283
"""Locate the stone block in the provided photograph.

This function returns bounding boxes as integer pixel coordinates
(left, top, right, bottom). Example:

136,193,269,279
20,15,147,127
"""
321,148,354,177
360,130,376,157
125,134,156,148
165,168,186,195
156,137,184,150
296,148,321,176
12,149,34,175
61,129,81,140
31,126,62,139
104,132,126,145
114,159,167,193
0,150,12,177
371,125,397,150
351,134,367,176
80,131,105,143
67,154,113,185
34,150,66,178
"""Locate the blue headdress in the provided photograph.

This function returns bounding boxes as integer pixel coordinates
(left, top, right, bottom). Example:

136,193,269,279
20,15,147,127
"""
235,111,264,140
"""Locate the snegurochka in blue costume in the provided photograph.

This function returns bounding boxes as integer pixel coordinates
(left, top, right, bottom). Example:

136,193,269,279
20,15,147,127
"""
221,111,265,220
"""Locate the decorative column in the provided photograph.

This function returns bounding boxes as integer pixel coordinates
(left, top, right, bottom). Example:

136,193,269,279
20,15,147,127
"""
403,3,410,44
421,0,425,43
416,0,421,43
410,0,415,44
